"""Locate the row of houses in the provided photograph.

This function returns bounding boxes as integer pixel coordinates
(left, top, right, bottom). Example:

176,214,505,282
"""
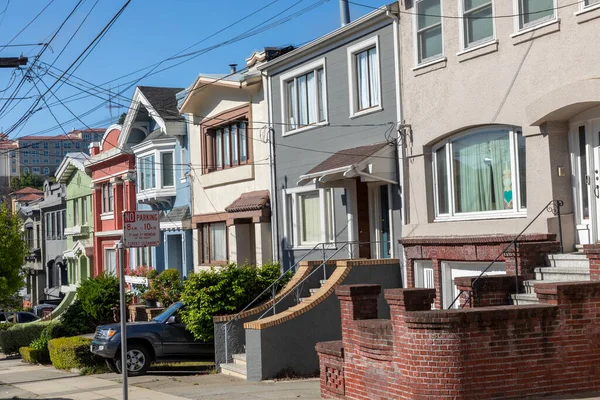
13,0,600,319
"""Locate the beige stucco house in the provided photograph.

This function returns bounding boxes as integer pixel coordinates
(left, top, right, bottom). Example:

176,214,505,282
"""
178,49,293,269
396,0,600,307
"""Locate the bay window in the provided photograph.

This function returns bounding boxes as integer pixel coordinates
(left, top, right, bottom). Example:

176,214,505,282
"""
281,59,327,133
161,152,174,187
284,187,335,247
416,0,443,63
209,122,248,171
462,0,494,47
201,222,227,264
518,0,555,29
139,154,156,190
433,126,526,219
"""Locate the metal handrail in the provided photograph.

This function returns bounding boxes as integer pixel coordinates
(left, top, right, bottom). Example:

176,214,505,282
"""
448,199,564,309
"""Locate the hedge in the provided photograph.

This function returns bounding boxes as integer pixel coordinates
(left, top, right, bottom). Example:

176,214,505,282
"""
0,321,52,354
19,346,50,364
48,336,106,373
0,322,15,332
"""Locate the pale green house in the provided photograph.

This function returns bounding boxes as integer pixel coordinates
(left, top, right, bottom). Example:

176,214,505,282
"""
55,152,94,292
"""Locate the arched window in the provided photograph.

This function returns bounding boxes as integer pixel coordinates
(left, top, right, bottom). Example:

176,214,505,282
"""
432,125,526,219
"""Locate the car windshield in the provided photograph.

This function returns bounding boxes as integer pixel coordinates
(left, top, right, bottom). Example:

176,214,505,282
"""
152,302,183,323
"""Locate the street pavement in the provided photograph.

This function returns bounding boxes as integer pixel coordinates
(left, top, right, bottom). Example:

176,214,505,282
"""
0,356,321,400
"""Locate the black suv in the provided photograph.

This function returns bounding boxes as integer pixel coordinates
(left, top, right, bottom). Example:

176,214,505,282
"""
90,302,213,375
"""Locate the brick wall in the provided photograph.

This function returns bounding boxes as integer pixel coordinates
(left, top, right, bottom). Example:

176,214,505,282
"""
128,305,164,322
401,234,559,309
317,281,600,400
454,275,517,308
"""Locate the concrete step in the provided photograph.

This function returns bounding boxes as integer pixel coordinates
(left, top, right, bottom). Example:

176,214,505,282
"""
320,279,327,286
535,266,590,281
546,253,589,269
309,288,320,295
232,353,246,367
511,293,539,305
299,297,310,303
220,362,247,379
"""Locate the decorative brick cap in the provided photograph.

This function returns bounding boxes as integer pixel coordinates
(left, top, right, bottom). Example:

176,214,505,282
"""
583,244,600,256
454,275,517,292
316,340,344,358
385,288,435,311
534,281,600,296
336,284,381,298
399,233,556,246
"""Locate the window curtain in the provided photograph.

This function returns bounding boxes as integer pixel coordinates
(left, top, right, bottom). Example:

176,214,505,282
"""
357,51,370,110
210,223,226,261
368,48,380,107
240,123,247,162
297,75,308,126
223,127,230,166
318,69,326,122
300,192,321,244
216,130,222,168
307,71,316,124
489,136,512,210
287,81,297,129
231,124,239,164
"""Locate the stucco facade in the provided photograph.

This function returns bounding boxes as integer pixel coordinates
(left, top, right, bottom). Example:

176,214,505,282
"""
180,54,277,269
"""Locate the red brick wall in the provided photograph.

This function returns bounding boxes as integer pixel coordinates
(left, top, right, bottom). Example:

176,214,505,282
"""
318,282,600,400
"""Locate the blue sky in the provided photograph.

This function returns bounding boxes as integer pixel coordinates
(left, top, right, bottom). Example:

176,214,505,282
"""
0,0,385,138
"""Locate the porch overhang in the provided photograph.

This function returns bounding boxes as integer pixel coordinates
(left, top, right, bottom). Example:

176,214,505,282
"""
297,142,396,186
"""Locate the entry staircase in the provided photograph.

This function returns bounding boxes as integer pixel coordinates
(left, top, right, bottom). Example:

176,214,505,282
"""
511,253,590,305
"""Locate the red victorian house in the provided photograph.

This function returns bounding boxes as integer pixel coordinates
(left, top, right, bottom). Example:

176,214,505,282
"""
84,124,136,276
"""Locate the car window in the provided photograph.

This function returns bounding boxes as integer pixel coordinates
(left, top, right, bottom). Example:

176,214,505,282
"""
152,302,183,323
19,313,38,323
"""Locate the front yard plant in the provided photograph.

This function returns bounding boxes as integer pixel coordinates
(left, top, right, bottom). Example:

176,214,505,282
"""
0,321,52,354
180,262,288,341
48,336,107,374
77,273,119,326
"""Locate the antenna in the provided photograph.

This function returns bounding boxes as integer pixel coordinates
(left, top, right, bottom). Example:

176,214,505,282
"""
106,85,121,120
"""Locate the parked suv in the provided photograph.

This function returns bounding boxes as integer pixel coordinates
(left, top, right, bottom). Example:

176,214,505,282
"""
90,301,213,376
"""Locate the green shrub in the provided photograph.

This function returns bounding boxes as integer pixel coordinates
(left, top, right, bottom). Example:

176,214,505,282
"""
48,336,106,372
152,269,183,307
77,274,119,326
0,322,15,332
57,299,95,336
19,346,50,364
0,321,52,354
180,262,288,341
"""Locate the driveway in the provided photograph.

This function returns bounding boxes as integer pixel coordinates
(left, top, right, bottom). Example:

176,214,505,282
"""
0,357,321,400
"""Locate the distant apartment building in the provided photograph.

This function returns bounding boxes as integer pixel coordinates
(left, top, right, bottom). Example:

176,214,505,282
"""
0,136,18,195
16,128,105,177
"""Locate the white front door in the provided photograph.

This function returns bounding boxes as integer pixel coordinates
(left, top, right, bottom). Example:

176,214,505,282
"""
592,120,600,242
571,121,594,245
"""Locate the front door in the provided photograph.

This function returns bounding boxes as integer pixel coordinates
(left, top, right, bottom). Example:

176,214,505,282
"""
167,234,184,277
592,120,600,242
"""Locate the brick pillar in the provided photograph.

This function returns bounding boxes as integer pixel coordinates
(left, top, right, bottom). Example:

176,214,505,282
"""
432,259,442,309
112,178,124,229
335,285,381,350
385,288,436,399
505,241,560,280
405,258,415,288
584,244,600,281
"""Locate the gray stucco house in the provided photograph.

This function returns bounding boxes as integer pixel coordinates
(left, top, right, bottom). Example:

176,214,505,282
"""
39,180,68,301
260,3,402,268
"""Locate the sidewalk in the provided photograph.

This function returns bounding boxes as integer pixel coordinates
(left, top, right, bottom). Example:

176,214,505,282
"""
0,357,321,400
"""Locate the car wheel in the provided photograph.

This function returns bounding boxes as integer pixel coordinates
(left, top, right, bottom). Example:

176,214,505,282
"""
105,358,119,373
115,344,152,376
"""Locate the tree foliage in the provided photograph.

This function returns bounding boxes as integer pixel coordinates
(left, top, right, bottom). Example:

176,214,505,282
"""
180,262,288,341
76,273,120,326
0,204,29,306
10,172,45,191
117,112,127,125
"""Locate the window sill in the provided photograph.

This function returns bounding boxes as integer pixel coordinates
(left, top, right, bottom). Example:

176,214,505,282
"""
434,211,527,222
456,40,499,62
412,57,447,76
283,121,329,137
100,213,114,221
575,3,600,23
350,105,383,119
199,163,254,188
511,19,560,45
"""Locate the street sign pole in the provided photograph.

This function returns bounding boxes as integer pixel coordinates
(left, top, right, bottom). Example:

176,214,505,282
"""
117,239,128,400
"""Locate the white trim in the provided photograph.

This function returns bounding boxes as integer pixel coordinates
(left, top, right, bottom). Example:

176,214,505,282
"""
99,124,122,152
91,170,129,183
512,0,558,34
281,121,329,138
413,0,444,66
577,0,600,14
95,229,123,237
411,57,447,72
346,35,382,118
510,18,559,38
100,212,114,221
456,39,498,57
279,58,329,136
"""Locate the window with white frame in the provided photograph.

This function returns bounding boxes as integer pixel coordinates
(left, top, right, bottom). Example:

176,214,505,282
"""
102,182,113,213
347,36,381,116
518,0,555,29
136,247,152,267
281,59,327,133
284,187,335,247
433,126,526,219
462,0,494,47
584,0,600,6
201,222,227,264
161,152,175,187
105,248,116,275
139,154,156,190
416,0,443,63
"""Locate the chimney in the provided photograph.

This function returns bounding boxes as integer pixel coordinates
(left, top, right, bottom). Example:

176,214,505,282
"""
340,0,350,26
229,64,237,74
89,142,100,156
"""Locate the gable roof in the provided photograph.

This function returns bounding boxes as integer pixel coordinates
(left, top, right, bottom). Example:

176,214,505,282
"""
55,152,88,183
18,193,43,202
137,86,185,121
225,190,270,213
13,187,43,195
